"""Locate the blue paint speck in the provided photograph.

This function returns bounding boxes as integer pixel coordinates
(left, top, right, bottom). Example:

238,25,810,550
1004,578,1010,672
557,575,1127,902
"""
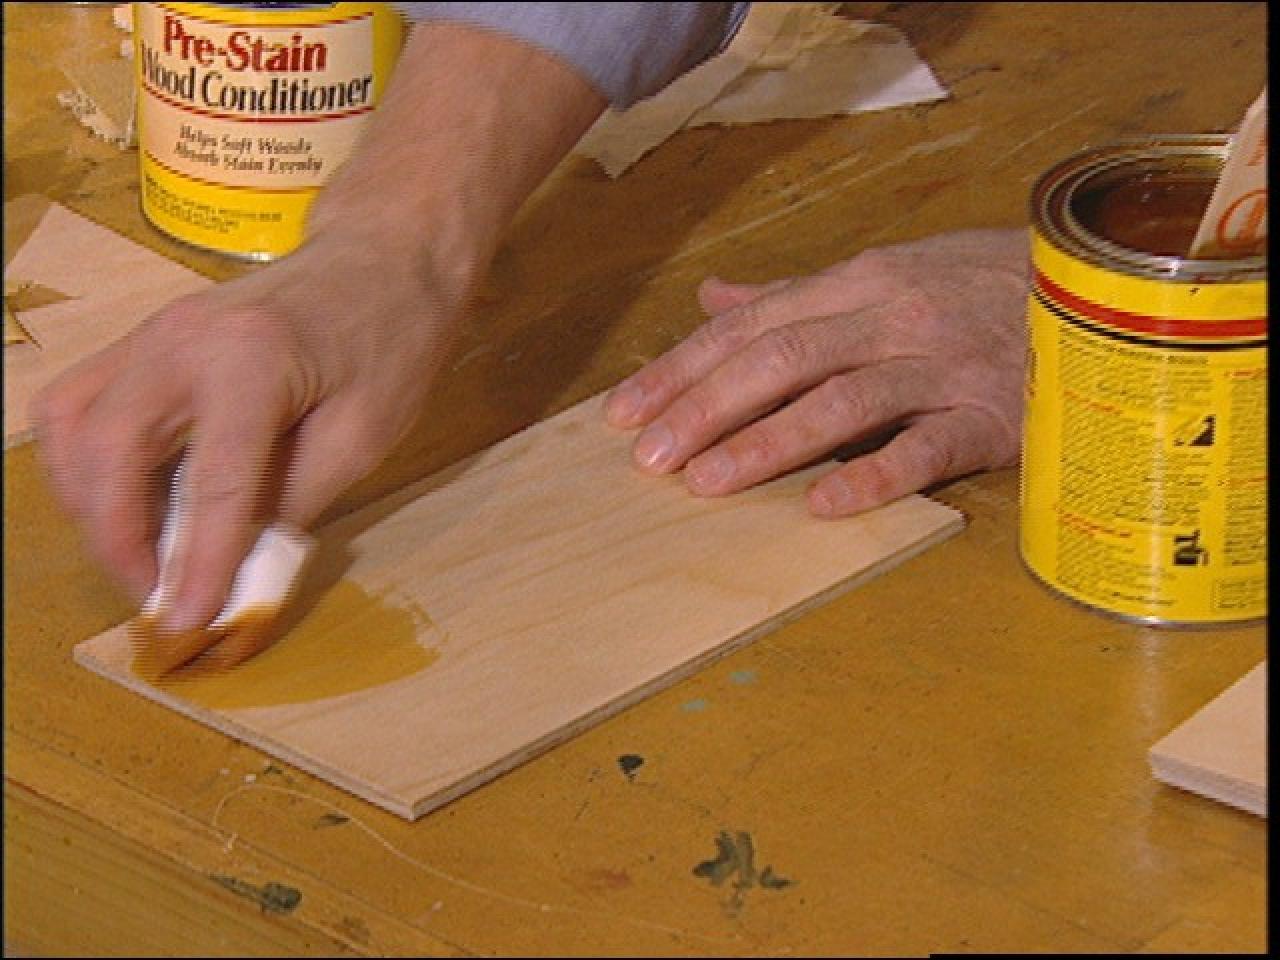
680,698,710,713
729,670,758,686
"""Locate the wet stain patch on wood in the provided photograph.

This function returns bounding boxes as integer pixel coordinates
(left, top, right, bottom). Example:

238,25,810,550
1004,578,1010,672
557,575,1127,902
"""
151,580,440,710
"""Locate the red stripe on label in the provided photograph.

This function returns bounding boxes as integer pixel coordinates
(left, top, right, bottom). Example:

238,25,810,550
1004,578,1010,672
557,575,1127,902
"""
1035,271,1266,339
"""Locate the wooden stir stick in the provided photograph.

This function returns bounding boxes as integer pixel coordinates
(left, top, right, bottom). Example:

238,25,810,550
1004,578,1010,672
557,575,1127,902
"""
1189,89,1267,258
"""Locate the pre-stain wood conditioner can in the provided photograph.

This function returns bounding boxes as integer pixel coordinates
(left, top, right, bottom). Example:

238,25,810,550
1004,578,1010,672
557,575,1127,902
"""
134,2,404,259
1019,136,1267,626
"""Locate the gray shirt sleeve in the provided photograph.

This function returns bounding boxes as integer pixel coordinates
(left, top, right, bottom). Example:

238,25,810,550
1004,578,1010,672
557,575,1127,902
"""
392,3,750,107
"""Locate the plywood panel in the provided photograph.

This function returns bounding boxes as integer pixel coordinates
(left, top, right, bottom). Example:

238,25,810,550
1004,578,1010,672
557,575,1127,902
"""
1149,660,1267,816
3,199,212,447
75,393,963,820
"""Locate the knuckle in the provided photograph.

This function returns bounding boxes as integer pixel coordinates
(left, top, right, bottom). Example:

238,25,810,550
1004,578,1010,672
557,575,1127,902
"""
154,299,295,364
853,455,902,504
809,376,871,431
910,432,958,483
695,311,753,355
670,387,721,438
751,325,813,381
729,423,785,470
186,461,262,509
889,289,944,333
215,306,291,345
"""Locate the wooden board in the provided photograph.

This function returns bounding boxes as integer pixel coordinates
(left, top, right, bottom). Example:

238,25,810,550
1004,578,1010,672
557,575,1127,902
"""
74,392,963,820
1149,660,1267,817
3,198,212,447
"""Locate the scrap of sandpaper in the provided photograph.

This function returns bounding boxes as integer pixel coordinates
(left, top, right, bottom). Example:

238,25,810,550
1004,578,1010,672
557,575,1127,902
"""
3,196,211,447
56,3,136,148
1189,88,1267,257
575,3,949,176
1148,661,1267,817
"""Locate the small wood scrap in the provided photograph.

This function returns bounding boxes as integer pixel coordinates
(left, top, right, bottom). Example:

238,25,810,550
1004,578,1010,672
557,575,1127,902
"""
4,281,74,347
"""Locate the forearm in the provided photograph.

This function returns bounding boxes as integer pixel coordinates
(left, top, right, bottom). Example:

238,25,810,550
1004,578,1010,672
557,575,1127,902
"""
306,21,607,302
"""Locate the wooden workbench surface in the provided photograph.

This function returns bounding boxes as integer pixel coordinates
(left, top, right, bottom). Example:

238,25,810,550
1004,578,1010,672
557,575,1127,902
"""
4,3,1267,956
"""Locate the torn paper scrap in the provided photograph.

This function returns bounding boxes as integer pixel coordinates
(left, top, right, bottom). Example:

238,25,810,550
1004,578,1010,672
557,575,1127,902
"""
4,293,37,347
689,24,948,126
56,4,137,148
576,4,948,176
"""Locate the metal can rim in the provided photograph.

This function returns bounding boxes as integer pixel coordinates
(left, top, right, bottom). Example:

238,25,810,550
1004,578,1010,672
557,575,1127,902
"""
1031,135,1267,284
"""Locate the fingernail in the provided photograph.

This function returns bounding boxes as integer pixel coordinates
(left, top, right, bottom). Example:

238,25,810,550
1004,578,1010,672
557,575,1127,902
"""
633,423,675,471
686,448,735,494
606,382,644,426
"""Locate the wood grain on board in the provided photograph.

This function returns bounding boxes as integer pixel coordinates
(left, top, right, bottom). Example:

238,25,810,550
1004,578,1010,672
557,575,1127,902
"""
3,197,212,447
1149,660,1267,817
75,392,964,820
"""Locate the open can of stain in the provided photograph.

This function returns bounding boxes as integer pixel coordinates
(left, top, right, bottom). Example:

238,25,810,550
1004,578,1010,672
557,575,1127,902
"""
1019,135,1267,626
133,2,405,260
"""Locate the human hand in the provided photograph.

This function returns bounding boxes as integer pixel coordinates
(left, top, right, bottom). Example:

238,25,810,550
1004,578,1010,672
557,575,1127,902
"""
34,230,461,669
604,229,1032,515
34,11,607,672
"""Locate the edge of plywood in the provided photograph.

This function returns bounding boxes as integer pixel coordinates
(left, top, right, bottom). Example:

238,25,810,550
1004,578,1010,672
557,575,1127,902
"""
1148,660,1267,818
1147,756,1266,817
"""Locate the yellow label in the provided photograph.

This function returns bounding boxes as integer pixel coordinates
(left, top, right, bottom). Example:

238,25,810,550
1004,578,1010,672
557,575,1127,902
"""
1020,234,1267,623
134,2,405,258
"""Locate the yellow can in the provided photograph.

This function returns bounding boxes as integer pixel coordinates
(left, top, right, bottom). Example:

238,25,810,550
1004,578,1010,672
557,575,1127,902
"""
1020,136,1267,626
134,2,405,260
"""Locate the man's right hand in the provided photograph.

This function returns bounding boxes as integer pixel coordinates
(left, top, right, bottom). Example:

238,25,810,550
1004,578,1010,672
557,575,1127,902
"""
34,19,607,673
35,228,460,668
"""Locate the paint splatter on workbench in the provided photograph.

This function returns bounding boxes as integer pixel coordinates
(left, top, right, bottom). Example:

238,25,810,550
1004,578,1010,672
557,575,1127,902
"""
693,830,793,917
617,754,645,781
211,875,302,914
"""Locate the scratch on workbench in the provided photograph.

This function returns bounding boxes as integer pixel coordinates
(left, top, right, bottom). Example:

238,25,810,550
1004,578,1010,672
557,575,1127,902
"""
481,127,984,346
668,125,982,267
986,97,1103,170
449,342,493,373
211,783,748,949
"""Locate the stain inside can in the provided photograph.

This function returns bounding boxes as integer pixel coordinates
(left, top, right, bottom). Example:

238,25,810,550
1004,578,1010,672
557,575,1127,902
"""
1073,171,1267,259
